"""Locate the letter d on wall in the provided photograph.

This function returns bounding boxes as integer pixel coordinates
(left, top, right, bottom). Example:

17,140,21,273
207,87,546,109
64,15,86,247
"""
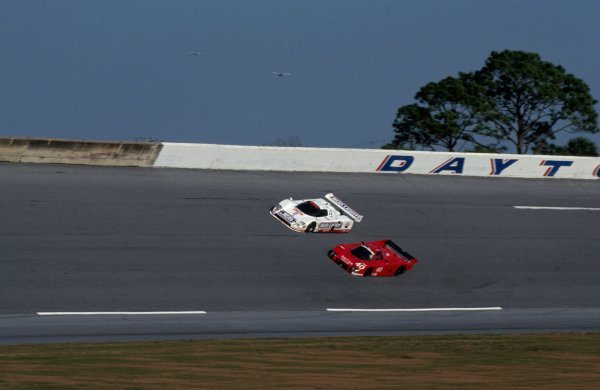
377,155,415,172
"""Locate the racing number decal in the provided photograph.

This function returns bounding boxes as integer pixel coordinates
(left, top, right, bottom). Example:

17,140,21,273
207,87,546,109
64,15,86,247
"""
375,267,384,273
355,263,366,270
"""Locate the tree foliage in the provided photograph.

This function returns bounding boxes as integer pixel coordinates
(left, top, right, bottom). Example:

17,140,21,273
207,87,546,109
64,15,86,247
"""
535,136,599,157
388,50,599,154
391,75,493,152
474,50,598,153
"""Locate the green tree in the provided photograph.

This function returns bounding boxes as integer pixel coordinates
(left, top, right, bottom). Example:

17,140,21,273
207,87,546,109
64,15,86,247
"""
473,50,598,154
535,137,599,157
388,50,599,154
389,75,494,152
566,137,599,156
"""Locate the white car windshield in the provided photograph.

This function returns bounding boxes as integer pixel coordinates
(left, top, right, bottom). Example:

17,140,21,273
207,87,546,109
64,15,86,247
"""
296,201,327,217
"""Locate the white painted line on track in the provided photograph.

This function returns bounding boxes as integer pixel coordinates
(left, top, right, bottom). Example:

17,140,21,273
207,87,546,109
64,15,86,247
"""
37,311,207,316
326,307,503,312
514,206,600,211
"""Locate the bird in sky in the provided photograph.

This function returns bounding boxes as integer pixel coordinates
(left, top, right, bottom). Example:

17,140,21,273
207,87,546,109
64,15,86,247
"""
188,51,202,56
272,71,291,77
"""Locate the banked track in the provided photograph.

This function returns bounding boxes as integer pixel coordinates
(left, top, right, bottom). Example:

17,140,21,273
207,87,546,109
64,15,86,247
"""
1,163,599,344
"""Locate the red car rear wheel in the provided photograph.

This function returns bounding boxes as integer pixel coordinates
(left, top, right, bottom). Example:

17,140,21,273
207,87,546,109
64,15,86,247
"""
394,266,406,276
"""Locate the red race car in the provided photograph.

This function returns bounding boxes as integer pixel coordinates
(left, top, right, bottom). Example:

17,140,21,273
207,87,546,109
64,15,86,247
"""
328,240,418,277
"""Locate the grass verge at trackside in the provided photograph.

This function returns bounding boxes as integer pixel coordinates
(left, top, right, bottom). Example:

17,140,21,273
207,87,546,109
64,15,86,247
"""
1,333,599,389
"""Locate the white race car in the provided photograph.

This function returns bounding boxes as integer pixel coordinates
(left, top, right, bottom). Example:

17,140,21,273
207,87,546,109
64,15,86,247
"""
270,193,363,233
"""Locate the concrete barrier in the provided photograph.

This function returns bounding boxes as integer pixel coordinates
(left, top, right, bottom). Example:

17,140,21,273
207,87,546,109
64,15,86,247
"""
0,138,163,167
155,142,600,179
2,138,598,179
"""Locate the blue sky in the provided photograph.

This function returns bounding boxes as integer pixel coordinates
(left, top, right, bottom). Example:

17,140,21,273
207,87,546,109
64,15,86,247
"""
1,0,600,150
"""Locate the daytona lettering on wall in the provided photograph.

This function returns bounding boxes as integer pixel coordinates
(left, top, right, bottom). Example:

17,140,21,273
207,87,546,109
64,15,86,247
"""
375,155,593,178
154,143,600,179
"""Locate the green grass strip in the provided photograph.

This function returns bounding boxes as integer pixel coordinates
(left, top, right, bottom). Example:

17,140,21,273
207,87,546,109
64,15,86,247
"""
0,333,599,389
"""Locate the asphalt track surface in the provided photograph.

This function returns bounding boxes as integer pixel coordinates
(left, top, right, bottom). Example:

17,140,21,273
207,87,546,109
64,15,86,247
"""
1,163,599,344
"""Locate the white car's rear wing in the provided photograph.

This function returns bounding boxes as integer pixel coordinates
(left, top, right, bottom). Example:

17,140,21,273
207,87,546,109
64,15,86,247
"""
324,193,363,223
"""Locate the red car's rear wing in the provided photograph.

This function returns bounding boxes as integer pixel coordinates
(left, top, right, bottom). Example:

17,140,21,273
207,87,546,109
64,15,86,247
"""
385,240,417,261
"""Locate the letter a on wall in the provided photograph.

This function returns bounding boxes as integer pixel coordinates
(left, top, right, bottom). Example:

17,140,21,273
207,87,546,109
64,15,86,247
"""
430,157,465,174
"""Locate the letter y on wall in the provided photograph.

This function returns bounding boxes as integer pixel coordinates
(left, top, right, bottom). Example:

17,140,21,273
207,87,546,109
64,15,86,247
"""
490,158,518,175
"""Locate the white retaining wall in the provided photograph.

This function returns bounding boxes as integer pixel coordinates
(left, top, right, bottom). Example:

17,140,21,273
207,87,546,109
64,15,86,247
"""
154,142,600,179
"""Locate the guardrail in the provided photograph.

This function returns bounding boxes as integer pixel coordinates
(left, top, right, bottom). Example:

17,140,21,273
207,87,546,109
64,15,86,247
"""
2,138,598,179
155,142,600,179
0,138,162,167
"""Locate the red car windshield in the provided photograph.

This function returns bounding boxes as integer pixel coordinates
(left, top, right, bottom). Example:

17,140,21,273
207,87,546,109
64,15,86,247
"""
350,245,373,260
